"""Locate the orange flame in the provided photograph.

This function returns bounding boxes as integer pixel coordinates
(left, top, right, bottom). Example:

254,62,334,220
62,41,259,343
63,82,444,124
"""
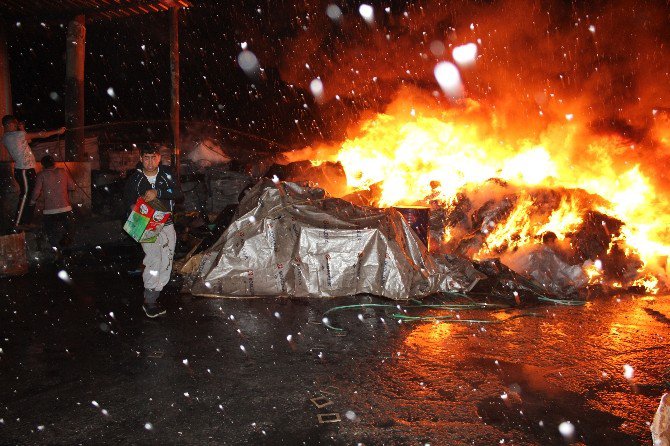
288,92,670,291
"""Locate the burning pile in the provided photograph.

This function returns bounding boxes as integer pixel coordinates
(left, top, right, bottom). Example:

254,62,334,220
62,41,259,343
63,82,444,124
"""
285,90,670,295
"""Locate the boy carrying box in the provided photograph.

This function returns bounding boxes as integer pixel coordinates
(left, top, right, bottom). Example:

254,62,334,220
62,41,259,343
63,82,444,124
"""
123,144,183,318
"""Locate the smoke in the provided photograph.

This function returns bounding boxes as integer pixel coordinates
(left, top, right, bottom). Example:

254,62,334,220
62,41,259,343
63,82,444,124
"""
277,0,670,183
280,0,670,120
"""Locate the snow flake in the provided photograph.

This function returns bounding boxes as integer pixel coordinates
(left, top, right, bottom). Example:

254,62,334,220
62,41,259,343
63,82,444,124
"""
558,421,575,437
452,43,478,67
623,364,634,379
359,4,374,23
57,270,71,283
434,62,463,98
238,50,259,76
430,41,445,56
326,4,342,21
310,78,324,101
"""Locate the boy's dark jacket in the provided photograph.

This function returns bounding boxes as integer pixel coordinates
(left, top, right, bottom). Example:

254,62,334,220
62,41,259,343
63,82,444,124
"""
123,165,183,219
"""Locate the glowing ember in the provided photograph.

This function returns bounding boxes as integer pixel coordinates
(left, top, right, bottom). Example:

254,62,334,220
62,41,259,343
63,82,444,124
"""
583,260,604,285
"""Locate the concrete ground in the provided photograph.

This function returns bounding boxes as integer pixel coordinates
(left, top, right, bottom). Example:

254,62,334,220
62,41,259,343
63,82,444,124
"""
0,243,668,445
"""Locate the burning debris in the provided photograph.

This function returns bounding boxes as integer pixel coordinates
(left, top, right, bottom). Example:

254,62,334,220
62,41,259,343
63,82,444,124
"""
264,160,348,198
428,181,646,294
280,89,670,296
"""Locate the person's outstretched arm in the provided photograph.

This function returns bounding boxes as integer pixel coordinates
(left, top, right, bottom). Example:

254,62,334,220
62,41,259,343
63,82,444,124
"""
25,127,66,143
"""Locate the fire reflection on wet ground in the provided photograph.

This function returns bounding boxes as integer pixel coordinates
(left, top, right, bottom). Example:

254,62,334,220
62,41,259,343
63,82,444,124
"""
351,295,670,444
0,258,668,444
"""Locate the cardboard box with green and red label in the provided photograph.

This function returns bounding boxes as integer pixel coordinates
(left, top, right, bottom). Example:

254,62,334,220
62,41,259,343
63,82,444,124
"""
123,197,171,243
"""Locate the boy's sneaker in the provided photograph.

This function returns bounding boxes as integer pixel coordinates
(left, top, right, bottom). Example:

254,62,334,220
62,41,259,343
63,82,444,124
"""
143,303,166,318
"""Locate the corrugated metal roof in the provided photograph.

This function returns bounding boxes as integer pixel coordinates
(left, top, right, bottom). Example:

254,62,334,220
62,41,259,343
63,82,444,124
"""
0,0,193,20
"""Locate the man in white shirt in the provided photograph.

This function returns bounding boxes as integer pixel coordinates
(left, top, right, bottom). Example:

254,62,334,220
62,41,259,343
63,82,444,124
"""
2,115,65,229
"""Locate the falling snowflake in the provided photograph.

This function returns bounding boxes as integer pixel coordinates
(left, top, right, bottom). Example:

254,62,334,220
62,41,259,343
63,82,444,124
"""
558,421,575,437
57,270,71,283
623,364,634,379
359,4,374,23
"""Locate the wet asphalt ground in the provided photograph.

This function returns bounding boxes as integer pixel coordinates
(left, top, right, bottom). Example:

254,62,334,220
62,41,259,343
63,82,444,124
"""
1,244,669,445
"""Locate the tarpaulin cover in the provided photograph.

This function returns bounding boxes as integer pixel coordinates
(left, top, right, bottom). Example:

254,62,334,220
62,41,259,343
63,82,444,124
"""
508,246,588,295
181,180,484,300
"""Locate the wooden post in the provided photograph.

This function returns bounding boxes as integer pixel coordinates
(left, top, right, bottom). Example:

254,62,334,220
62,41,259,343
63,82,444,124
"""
0,23,13,162
170,7,180,181
65,15,86,161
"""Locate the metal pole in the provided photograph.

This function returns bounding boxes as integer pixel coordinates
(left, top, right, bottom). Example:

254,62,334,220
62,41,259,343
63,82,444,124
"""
65,14,86,161
0,22,13,162
170,7,180,182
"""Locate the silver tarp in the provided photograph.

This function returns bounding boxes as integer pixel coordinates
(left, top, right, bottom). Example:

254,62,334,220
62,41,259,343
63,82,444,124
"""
505,246,588,295
181,180,483,300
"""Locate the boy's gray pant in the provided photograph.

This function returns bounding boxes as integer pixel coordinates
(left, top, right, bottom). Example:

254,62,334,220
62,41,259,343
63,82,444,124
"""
141,224,176,304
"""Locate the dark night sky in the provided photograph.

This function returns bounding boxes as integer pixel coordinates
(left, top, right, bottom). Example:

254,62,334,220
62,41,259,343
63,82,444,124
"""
5,1,334,148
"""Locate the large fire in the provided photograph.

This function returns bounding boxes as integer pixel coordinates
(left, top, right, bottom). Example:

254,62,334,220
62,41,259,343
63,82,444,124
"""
285,90,670,293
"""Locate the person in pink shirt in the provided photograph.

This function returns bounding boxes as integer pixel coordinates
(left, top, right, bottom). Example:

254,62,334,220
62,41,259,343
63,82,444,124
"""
30,155,76,252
